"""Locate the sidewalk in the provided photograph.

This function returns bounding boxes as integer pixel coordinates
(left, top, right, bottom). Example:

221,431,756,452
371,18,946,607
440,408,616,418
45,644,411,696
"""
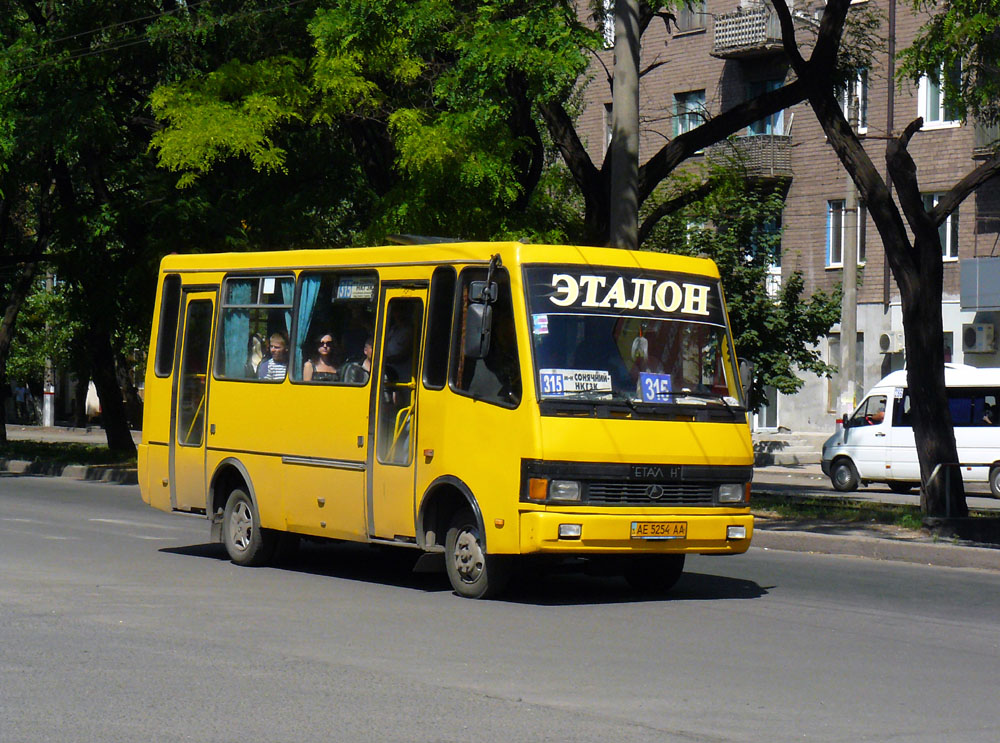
2,424,140,484
4,424,999,571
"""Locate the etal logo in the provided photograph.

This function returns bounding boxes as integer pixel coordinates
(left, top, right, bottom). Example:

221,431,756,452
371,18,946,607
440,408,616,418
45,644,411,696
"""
645,485,665,500
633,466,664,479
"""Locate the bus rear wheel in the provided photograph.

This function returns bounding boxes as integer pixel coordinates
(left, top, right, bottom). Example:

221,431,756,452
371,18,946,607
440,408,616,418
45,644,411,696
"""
222,488,275,567
623,554,685,594
445,509,510,599
990,467,1000,499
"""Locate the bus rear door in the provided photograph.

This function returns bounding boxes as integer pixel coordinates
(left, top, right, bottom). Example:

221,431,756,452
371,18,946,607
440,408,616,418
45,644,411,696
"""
169,290,216,512
369,287,426,541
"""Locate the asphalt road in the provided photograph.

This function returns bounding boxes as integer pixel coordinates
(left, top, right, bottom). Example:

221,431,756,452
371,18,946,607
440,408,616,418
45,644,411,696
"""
3,475,1000,743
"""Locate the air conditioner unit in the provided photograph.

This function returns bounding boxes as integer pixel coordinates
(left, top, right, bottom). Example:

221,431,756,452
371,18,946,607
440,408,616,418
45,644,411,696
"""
962,323,996,353
878,331,905,354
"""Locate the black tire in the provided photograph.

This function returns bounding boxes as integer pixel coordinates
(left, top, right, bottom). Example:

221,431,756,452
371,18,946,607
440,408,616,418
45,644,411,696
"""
830,459,860,492
623,554,685,594
222,488,275,567
887,481,915,494
444,509,511,599
990,467,1000,499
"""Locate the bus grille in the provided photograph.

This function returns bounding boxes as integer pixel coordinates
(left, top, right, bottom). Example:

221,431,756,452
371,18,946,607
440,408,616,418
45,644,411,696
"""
586,482,716,506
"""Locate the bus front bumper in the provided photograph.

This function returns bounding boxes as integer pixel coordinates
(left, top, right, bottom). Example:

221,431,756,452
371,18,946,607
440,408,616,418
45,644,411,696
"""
518,511,753,555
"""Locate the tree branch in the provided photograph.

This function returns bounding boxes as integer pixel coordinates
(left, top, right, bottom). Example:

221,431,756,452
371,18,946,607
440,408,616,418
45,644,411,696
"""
639,78,807,202
932,152,1000,226
638,178,718,244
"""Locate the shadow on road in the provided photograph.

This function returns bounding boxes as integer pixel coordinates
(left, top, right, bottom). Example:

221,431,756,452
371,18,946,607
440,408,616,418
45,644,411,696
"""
160,540,768,605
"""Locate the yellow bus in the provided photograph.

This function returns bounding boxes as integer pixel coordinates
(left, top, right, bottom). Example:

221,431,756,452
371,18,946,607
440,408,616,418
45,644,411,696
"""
139,241,754,598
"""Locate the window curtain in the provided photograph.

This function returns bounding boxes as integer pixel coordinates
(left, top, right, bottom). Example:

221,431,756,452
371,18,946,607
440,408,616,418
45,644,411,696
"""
223,282,252,378
294,276,320,378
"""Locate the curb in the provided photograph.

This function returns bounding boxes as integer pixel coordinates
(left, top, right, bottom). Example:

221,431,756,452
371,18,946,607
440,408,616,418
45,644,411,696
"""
0,459,138,485
752,528,1000,572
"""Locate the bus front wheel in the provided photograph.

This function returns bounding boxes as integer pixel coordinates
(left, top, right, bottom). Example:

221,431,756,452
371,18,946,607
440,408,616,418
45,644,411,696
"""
222,488,275,567
445,509,510,599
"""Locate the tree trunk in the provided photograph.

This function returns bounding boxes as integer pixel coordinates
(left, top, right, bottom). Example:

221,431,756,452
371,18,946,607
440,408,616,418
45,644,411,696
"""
0,263,39,446
72,372,89,428
87,326,137,455
900,236,967,516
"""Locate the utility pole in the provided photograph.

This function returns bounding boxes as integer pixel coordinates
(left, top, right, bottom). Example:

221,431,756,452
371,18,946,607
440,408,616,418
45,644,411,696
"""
42,271,55,427
609,0,639,251
838,95,860,415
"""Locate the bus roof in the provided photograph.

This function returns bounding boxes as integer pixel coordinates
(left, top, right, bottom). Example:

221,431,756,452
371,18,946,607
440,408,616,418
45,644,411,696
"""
157,241,722,279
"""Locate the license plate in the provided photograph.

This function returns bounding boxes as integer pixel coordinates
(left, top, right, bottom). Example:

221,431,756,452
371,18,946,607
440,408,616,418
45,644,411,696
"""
630,521,687,540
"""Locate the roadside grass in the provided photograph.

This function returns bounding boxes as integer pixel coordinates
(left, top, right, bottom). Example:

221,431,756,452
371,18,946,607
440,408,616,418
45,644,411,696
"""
752,493,927,531
0,440,137,467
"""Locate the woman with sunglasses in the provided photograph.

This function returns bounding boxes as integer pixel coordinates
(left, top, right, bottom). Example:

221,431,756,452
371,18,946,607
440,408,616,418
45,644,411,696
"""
303,332,340,382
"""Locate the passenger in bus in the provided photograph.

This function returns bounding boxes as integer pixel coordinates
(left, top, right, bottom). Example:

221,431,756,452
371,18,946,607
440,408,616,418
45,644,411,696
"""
983,404,998,426
340,335,373,384
257,331,289,381
303,333,340,382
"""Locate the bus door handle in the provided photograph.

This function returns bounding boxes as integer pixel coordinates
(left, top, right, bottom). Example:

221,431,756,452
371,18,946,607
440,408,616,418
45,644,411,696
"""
875,432,886,437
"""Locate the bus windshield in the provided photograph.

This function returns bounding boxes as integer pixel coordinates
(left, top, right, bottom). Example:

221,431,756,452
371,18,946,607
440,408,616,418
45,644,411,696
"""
523,265,743,411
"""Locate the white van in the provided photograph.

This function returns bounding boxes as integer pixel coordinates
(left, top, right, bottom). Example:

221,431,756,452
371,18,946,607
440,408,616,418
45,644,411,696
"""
821,365,1000,497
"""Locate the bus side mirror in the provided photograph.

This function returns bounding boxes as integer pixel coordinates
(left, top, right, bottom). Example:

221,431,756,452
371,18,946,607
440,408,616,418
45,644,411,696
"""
738,358,753,401
841,412,852,429
465,302,493,359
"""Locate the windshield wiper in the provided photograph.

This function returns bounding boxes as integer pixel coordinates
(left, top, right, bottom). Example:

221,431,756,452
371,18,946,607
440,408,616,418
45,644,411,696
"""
667,389,743,412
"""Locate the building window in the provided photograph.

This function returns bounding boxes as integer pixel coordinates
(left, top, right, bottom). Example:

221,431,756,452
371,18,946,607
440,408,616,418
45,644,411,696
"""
603,102,613,156
918,60,961,127
676,0,707,32
826,201,866,267
674,90,705,137
747,80,784,135
838,70,868,133
602,0,614,48
922,193,959,260
827,200,845,267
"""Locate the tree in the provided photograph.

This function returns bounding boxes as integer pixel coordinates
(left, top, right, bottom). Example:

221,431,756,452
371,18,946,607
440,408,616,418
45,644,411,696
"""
644,160,842,408
1,2,356,451
769,0,1000,516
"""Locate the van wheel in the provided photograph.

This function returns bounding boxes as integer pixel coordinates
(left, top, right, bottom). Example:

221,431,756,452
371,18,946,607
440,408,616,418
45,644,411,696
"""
445,509,510,599
887,481,915,494
990,467,1000,498
831,459,860,492
222,488,275,567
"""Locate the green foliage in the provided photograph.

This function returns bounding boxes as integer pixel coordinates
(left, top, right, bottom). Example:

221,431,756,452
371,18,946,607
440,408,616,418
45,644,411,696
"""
642,161,841,408
898,0,1000,126
6,279,85,387
150,57,310,186
150,0,597,242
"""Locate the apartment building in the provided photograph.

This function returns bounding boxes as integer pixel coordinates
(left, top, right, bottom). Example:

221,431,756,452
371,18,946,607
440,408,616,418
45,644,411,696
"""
577,1,1000,433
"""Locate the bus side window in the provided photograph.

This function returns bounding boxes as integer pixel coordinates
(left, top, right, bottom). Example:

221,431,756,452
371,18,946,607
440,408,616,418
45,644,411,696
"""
423,266,456,390
450,268,521,408
154,274,182,377
215,276,293,381
291,271,378,385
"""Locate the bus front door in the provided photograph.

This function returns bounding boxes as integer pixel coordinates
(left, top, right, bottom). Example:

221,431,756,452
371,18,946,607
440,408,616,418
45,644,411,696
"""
169,291,216,512
369,289,426,541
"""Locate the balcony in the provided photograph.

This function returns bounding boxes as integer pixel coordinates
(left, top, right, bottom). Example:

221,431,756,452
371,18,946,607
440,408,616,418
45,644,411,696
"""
712,4,783,59
961,257,1000,311
710,134,793,179
973,122,1000,158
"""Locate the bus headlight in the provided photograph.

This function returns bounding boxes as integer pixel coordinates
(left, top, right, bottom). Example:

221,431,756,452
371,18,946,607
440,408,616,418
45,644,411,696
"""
718,483,746,504
549,480,582,501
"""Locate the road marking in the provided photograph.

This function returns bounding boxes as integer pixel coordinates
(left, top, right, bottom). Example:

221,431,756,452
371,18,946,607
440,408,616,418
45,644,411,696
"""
89,518,184,531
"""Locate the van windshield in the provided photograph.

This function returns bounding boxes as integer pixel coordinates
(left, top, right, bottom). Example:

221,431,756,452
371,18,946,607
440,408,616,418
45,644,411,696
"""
523,265,743,414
